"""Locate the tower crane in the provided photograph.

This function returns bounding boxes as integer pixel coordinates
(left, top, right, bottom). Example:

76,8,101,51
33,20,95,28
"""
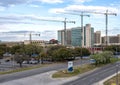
56,11,90,47
0,18,75,46
72,10,117,46
0,32,40,44
37,18,75,46
28,32,40,44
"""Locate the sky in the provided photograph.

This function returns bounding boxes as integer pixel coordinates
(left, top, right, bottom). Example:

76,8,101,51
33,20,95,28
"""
0,0,120,41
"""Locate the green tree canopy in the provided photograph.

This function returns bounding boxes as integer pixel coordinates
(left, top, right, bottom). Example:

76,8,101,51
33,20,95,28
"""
52,48,74,61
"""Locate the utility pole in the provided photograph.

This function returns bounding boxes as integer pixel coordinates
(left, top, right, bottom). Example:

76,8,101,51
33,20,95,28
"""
29,32,32,44
64,18,67,46
116,64,119,85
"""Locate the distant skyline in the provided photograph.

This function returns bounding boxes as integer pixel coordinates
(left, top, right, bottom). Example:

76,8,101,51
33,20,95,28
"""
0,0,120,41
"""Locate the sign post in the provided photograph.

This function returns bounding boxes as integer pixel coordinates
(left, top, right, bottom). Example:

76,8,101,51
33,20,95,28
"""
68,61,73,72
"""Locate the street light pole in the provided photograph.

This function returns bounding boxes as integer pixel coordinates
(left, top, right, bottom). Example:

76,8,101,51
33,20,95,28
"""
12,55,15,70
116,64,119,85
64,18,67,46
105,10,108,46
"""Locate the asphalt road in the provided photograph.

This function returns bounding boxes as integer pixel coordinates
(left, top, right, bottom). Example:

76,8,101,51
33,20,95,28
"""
63,62,120,85
0,59,90,83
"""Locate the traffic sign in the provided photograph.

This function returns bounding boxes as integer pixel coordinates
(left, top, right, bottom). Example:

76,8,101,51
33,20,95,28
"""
68,61,73,72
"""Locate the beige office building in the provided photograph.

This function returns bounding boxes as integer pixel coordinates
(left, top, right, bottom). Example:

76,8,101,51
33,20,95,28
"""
82,24,94,48
101,34,120,45
58,29,71,46
94,31,101,45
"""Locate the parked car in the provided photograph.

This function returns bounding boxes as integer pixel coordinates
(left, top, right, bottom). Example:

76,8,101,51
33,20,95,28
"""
29,60,38,64
22,61,28,64
90,59,96,64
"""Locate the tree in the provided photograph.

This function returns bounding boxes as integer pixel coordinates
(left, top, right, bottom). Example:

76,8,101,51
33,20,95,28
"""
47,45,65,60
39,52,47,64
82,48,91,56
74,47,90,59
47,45,65,55
0,44,7,58
24,44,42,57
52,48,74,61
10,45,22,54
0,49,4,59
104,45,120,54
90,51,113,66
14,53,28,67
101,51,113,63
49,39,58,44
90,54,101,66
74,47,82,57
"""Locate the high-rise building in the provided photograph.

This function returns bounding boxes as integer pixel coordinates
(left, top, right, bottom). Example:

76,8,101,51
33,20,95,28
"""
82,24,94,47
71,27,82,47
94,31,101,45
118,34,120,43
66,29,72,46
58,24,94,47
58,30,64,45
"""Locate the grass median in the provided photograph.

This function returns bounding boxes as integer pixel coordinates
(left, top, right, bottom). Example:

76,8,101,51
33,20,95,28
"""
104,74,120,85
52,64,96,78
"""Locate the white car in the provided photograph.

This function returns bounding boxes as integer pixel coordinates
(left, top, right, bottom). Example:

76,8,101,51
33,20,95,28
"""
22,61,27,64
29,60,38,64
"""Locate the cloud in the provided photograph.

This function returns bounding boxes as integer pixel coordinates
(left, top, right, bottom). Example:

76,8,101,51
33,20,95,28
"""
0,6,5,11
0,30,56,41
29,4,40,8
0,14,65,25
0,0,29,7
36,0,64,4
0,0,64,7
49,5,118,14
0,21,35,25
40,30,56,40
73,0,92,3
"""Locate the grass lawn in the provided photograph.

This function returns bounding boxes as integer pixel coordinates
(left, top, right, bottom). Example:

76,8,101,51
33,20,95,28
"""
0,64,47,75
52,64,96,78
